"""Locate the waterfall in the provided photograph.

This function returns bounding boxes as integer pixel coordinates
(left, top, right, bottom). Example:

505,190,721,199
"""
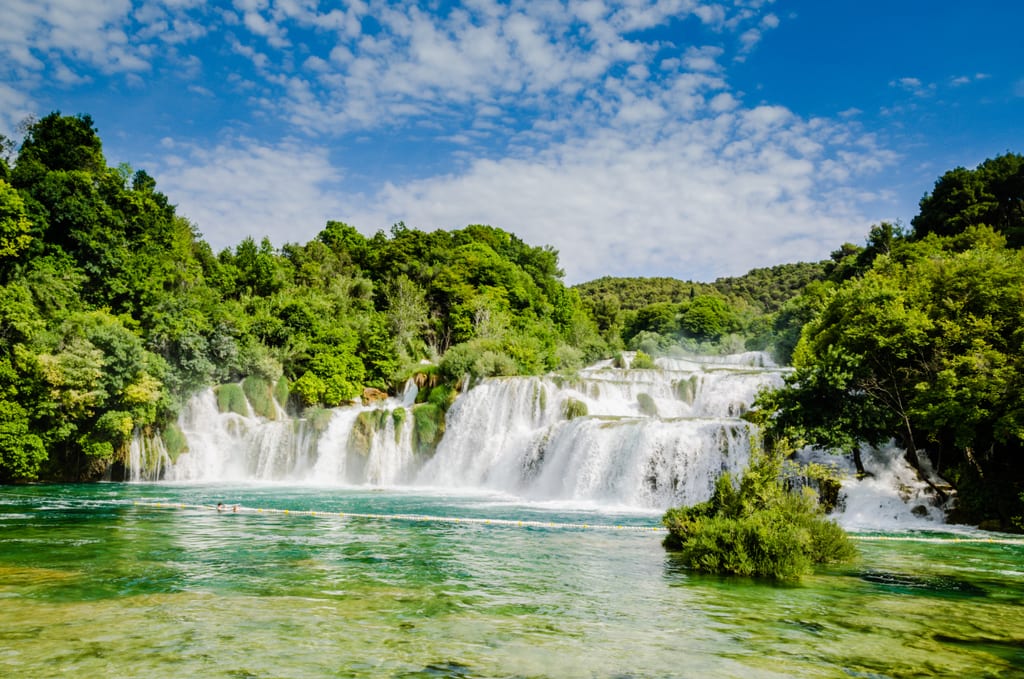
130,351,954,522
135,352,785,509
796,444,954,530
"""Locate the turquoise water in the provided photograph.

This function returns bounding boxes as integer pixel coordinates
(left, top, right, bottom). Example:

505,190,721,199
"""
2,484,1023,678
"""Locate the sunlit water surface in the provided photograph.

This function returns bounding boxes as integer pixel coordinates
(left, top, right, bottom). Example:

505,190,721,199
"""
1,484,1022,678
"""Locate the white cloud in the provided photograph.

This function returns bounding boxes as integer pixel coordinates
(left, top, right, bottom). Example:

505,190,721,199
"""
682,45,724,72
0,0,147,75
0,83,35,138
154,137,346,251
341,108,892,283
889,76,935,98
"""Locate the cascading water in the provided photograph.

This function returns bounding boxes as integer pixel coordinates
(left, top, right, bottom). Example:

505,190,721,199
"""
144,352,785,510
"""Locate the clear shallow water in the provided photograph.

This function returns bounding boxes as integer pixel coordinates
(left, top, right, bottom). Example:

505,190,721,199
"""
1,485,1023,678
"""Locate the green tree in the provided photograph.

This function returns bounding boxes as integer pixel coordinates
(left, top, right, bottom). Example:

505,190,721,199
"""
0,180,33,263
913,153,1024,246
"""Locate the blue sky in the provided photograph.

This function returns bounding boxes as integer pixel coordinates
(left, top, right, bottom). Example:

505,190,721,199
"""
2,0,1021,283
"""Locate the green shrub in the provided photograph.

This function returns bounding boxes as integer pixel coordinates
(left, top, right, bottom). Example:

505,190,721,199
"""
631,351,656,370
474,349,517,378
215,383,249,416
412,403,445,455
161,422,188,462
637,392,658,417
427,384,457,410
291,371,326,407
350,409,388,456
243,376,276,419
663,447,857,580
323,374,360,406
274,376,290,411
553,344,584,373
562,398,588,420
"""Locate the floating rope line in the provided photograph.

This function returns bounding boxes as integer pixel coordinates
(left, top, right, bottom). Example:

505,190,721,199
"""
132,501,667,532
850,534,1024,545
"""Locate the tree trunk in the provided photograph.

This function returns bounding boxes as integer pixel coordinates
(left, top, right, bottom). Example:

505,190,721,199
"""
901,416,947,504
852,445,867,477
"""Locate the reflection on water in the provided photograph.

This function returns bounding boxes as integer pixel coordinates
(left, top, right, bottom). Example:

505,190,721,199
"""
1,484,1022,678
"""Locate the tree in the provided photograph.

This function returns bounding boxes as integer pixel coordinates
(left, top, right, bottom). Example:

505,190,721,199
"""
0,180,33,264
913,153,1024,247
761,227,1024,525
12,112,106,183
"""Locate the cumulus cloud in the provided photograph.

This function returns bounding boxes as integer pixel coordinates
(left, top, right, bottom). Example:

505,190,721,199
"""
342,109,891,283
0,83,35,138
6,0,900,285
154,137,346,251
889,76,935,98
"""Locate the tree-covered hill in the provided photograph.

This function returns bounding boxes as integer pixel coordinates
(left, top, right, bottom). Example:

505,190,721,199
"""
0,113,604,482
573,261,827,358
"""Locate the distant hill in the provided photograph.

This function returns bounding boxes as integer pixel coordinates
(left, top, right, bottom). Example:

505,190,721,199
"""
574,261,827,315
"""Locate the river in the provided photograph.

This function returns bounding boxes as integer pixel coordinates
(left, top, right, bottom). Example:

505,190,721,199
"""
2,483,1022,678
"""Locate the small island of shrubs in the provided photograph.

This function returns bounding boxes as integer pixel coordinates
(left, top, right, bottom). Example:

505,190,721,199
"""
662,446,857,580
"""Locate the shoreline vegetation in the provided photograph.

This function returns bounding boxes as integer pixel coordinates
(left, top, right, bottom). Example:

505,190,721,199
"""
1,112,1023,577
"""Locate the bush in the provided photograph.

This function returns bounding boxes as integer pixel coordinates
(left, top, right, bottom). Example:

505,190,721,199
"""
412,403,445,455
242,376,276,419
631,351,656,370
291,371,326,407
562,397,588,420
637,392,658,417
662,447,857,580
161,422,188,462
215,383,249,416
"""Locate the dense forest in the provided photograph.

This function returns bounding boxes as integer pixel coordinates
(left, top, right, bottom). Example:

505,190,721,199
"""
1,113,1021,530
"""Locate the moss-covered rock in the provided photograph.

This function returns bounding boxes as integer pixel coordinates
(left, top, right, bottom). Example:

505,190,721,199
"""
637,392,658,417
274,376,290,412
243,376,277,419
215,383,249,417
562,398,588,420
674,375,699,404
392,407,407,444
161,422,188,462
303,407,335,434
412,403,445,456
350,409,389,457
